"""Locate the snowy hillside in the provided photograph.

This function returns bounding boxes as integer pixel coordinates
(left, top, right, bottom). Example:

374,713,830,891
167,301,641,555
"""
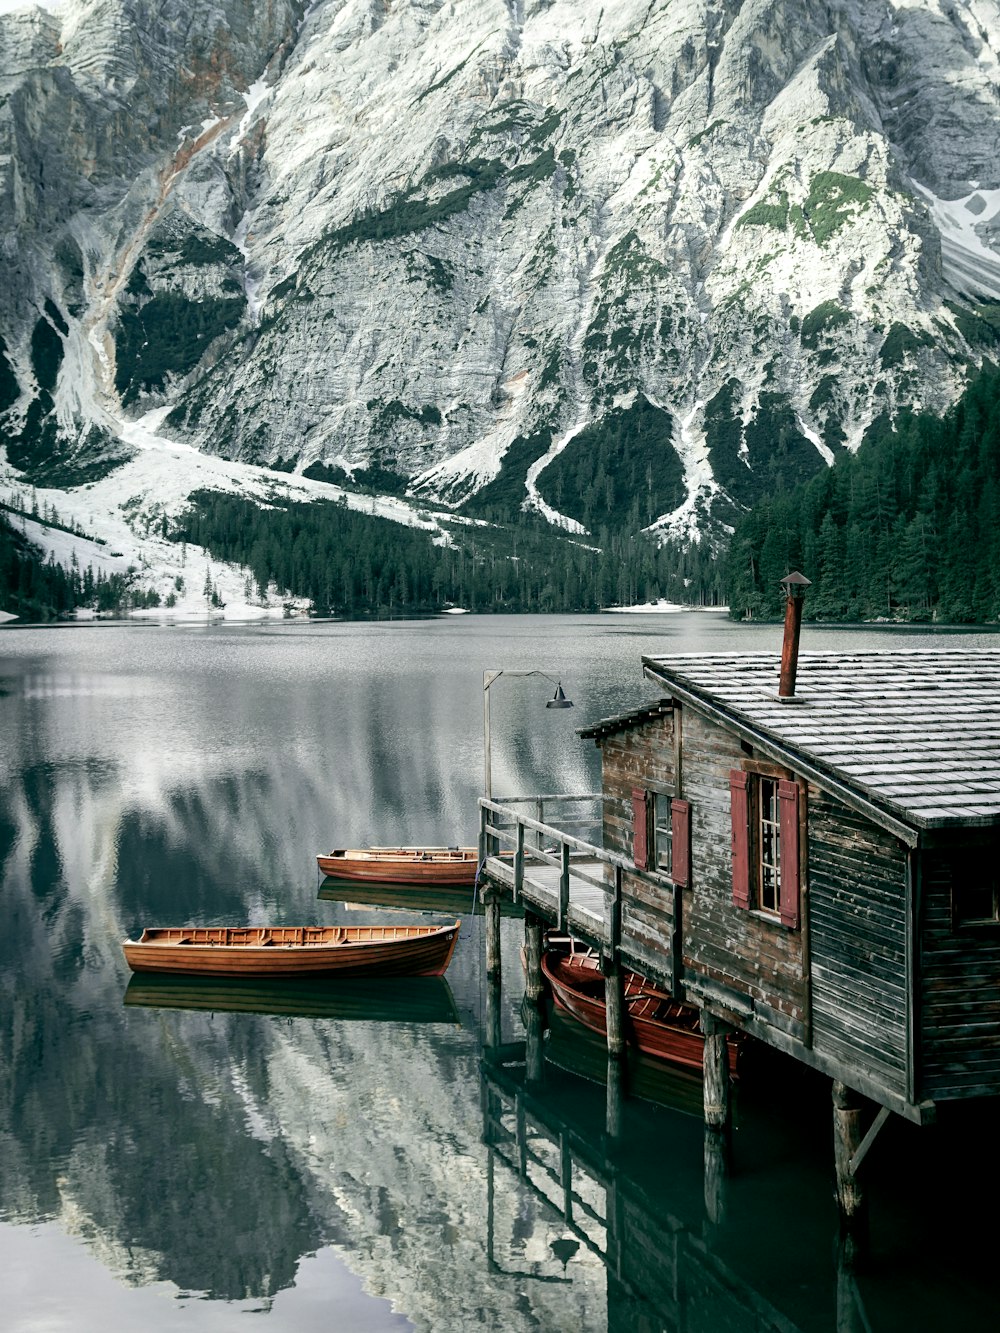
2,0,1000,590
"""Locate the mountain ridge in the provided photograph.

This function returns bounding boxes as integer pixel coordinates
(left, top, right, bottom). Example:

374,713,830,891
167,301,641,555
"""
2,0,1000,571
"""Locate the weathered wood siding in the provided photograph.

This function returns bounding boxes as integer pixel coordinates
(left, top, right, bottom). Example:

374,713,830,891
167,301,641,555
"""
808,791,908,1098
597,716,677,982
920,838,1000,1100
597,706,926,1097
679,709,807,1035
597,709,808,1027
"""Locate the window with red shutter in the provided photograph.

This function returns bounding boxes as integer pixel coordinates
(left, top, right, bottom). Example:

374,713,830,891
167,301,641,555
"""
730,770,751,908
778,779,801,929
632,788,649,870
731,768,803,928
671,798,691,888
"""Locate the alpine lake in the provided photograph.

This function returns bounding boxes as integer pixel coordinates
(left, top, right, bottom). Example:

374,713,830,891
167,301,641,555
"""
2,611,999,1333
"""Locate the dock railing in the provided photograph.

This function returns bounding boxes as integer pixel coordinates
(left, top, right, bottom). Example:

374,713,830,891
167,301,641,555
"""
479,794,682,981
477,796,634,957
479,794,613,944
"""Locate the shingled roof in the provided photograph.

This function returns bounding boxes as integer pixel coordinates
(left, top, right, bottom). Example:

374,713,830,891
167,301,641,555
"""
639,651,1000,833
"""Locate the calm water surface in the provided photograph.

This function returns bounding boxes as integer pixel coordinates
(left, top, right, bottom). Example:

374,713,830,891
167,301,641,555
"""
1,613,999,1332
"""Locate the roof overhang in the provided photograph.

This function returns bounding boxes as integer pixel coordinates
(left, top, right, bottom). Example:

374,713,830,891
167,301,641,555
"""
578,697,674,741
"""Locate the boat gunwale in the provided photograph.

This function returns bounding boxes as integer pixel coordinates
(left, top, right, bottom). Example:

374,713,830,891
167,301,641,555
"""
131,921,459,948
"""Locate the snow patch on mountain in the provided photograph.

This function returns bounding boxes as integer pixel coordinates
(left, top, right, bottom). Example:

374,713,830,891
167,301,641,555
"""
1,407,463,617
643,400,718,546
913,181,1000,301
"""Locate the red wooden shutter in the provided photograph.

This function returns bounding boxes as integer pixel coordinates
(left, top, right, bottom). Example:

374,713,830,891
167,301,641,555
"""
671,798,691,887
778,778,801,929
632,788,649,870
730,770,750,908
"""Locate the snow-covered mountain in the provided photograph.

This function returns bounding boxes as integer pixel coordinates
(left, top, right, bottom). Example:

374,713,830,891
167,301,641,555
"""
3,0,1000,562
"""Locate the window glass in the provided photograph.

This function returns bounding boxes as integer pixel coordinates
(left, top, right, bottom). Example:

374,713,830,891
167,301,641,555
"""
654,792,672,875
953,848,1000,925
759,776,781,914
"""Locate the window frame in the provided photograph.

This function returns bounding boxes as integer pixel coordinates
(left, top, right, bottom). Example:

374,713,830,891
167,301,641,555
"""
652,789,674,878
731,762,802,929
632,783,690,886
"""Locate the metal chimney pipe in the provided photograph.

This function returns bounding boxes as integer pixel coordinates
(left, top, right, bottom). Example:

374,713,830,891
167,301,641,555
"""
778,571,811,699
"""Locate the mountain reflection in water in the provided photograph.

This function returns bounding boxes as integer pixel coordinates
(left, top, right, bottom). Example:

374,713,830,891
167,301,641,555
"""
2,616,1000,1330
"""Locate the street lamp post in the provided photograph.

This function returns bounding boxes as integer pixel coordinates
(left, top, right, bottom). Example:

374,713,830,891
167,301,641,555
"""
482,669,573,801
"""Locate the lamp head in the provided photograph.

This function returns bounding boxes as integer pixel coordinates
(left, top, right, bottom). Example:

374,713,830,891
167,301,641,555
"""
779,570,811,599
546,682,574,709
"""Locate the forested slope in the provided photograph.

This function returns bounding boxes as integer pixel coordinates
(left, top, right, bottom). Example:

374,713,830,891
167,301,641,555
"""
726,366,1000,622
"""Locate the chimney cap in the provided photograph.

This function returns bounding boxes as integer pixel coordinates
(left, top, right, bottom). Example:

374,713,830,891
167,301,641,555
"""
779,570,811,590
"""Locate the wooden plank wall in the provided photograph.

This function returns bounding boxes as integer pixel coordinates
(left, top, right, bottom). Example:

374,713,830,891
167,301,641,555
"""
599,715,675,856
598,717,678,981
597,709,809,1028
920,837,1000,1100
679,710,807,1036
808,791,908,1098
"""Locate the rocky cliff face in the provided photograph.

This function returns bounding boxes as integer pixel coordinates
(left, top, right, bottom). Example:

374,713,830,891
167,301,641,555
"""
2,0,1000,544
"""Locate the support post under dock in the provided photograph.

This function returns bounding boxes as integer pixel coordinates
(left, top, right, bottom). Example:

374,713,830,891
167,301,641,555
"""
485,889,502,985
700,1011,731,1135
523,912,545,1005
604,959,626,1060
833,1080,869,1258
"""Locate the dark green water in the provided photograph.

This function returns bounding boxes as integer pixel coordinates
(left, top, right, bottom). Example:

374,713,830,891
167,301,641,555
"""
1,613,999,1332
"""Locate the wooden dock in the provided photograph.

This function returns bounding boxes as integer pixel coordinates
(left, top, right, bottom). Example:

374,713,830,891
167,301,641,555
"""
478,795,683,992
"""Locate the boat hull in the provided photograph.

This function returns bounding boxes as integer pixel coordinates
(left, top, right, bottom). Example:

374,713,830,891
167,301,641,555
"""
122,923,460,978
540,952,741,1076
317,847,480,886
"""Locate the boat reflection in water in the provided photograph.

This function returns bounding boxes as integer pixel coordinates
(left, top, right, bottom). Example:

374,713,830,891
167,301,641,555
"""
318,876,524,918
542,1003,704,1119
124,972,460,1025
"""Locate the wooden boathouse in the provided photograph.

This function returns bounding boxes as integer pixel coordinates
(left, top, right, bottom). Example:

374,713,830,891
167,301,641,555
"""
478,590,1000,1224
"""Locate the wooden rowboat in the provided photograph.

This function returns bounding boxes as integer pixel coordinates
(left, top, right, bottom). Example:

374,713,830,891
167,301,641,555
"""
122,921,460,978
540,948,742,1077
316,846,481,886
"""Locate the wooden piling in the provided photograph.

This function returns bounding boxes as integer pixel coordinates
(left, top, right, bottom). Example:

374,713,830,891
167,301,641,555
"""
485,890,502,985
604,959,626,1060
523,911,544,1005
700,1011,730,1133
832,1080,868,1255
